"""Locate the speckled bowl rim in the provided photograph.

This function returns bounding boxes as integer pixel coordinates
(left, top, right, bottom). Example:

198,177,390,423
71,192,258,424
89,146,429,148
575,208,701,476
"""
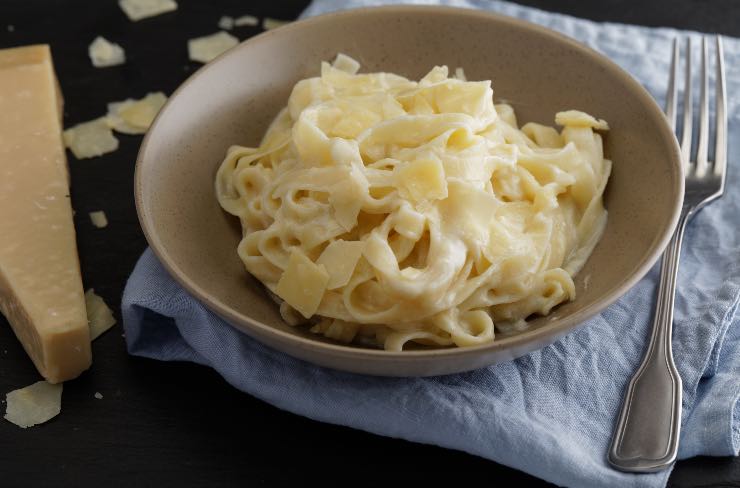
135,5,683,364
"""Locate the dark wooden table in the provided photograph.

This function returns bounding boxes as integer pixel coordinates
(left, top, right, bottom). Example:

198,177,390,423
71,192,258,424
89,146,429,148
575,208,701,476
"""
1,1,738,486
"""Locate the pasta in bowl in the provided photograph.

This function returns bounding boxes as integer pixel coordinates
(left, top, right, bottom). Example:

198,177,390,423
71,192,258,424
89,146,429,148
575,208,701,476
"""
215,54,611,351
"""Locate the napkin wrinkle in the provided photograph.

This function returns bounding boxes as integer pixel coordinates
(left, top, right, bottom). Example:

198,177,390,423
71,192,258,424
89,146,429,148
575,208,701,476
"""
122,2,740,487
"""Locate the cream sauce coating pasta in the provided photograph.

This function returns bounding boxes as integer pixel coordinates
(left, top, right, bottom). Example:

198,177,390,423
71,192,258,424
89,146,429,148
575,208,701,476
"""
216,54,611,351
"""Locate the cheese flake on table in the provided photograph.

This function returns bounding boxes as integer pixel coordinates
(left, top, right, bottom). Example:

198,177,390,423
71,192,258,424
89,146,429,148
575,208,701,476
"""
0,45,91,383
88,36,126,68
234,15,258,27
85,289,117,341
63,117,119,159
94,392,103,400
89,211,108,228
275,250,329,319
106,92,167,134
262,18,290,30
4,381,63,428
218,16,234,30
187,31,238,63
118,0,177,21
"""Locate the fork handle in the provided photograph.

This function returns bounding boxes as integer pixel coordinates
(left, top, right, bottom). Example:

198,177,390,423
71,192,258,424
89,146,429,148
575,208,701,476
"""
608,210,690,472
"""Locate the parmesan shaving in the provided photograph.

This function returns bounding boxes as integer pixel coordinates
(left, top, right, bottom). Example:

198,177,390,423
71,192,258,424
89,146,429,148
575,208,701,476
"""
89,211,108,228
88,36,126,68
63,118,119,159
234,15,258,27
187,31,239,63
107,92,167,134
4,381,62,428
94,392,103,400
262,18,290,30
119,0,177,21
218,16,234,30
85,289,117,341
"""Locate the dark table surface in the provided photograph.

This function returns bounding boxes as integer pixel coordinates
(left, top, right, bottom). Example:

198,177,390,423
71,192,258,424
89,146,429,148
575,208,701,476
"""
1,1,738,486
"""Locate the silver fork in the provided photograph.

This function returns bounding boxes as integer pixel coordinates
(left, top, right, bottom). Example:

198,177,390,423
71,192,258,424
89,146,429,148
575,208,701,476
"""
608,36,728,473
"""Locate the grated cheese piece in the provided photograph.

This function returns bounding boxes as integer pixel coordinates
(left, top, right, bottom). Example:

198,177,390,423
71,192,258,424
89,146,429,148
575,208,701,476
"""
4,381,62,428
119,0,177,21
263,18,290,30
89,211,108,228
63,117,119,159
234,15,258,27
85,289,117,341
275,250,329,319
94,392,103,400
218,16,234,30
187,31,238,63
88,36,126,68
106,92,167,134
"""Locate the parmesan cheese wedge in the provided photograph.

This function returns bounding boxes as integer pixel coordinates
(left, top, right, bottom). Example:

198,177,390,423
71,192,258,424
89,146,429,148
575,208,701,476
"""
0,45,91,383
4,381,63,428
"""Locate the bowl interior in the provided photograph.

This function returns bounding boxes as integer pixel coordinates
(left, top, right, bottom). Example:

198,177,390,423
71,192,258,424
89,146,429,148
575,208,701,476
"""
135,7,682,371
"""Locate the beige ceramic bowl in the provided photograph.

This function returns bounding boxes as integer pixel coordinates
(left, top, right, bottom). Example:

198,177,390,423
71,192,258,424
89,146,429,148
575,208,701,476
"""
135,6,683,376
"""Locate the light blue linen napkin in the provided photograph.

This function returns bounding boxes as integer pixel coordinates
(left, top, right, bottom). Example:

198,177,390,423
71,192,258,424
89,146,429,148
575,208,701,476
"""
122,1,740,486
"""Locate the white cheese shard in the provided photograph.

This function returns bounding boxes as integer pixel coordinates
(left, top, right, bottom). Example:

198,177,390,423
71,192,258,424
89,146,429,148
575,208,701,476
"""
263,18,290,30
85,289,116,341
218,16,234,30
4,381,63,428
316,240,365,290
234,15,258,27
89,211,108,228
106,92,167,134
0,45,91,383
332,53,360,75
555,110,609,130
94,392,103,400
393,157,448,202
275,250,329,319
63,117,119,160
187,31,238,63
119,0,177,21
88,36,126,68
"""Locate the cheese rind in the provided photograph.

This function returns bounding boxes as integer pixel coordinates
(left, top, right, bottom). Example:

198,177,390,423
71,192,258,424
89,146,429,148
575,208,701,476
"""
0,45,91,383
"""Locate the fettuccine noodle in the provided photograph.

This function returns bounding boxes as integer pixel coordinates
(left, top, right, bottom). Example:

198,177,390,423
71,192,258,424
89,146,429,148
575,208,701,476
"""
216,54,611,351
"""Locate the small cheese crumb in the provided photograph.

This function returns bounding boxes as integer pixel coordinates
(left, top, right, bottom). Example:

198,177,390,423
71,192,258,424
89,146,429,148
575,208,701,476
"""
218,16,234,30
63,118,119,159
89,211,108,228
234,15,258,27
85,289,117,341
4,381,63,428
7,25,15,32
262,18,290,30
94,392,103,400
107,92,167,134
88,36,126,68
187,31,239,63
119,0,177,21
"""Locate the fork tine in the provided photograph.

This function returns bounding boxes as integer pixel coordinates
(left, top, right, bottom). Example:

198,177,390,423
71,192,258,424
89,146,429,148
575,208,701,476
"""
714,36,727,186
696,37,710,175
680,38,693,168
666,38,679,131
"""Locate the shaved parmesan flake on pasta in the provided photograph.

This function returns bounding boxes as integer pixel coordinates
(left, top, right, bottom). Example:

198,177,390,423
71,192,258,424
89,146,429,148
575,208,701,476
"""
275,250,329,319
88,37,125,67
106,92,167,134
89,211,108,228
85,289,117,341
4,381,62,428
119,0,177,21
316,240,365,290
187,31,238,63
555,110,609,130
63,118,119,159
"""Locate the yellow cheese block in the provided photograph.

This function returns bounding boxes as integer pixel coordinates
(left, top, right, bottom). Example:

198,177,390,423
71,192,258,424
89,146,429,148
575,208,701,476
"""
0,45,91,383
